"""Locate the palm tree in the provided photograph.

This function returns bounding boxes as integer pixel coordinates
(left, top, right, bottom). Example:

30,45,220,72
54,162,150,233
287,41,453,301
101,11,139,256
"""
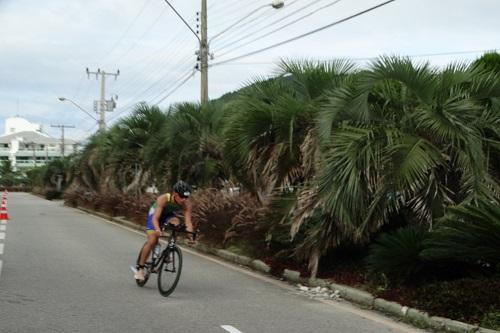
163,101,229,188
291,56,500,277
223,59,355,203
105,103,168,193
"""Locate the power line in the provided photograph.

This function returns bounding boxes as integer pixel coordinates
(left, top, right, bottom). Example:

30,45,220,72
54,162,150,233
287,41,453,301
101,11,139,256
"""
154,69,196,105
210,2,285,43
108,7,167,66
209,1,261,26
211,0,302,50
116,57,195,110
346,48,500,61
163,0,200,42
112,11,199,95
216,0,343,58
144,66,196,104
211,0,397,67
106,65,195,123
212,48,500,67
113,38,195,96
100,0,153,67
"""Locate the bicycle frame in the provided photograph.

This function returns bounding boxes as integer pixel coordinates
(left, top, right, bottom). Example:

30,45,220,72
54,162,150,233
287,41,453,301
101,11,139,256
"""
144,231,177,272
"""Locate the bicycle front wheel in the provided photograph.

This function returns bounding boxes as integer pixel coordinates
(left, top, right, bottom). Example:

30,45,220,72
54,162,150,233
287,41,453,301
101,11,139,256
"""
157,247,183,297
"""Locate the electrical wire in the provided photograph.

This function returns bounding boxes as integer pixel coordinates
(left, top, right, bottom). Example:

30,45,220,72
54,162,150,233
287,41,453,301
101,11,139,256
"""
216,0,343,58
211,0,318,51
113,36,195,96
107,7,168,67
153,69,196,105
112,10,199,95
144,65,197,104
210,3,276,43
211,0,397,67
117,53,196,107
99,0,153,67
209,1,260,25
107,63,196,122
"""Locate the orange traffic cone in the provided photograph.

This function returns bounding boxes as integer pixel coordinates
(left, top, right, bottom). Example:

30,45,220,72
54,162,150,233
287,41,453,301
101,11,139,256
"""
0,206,8,221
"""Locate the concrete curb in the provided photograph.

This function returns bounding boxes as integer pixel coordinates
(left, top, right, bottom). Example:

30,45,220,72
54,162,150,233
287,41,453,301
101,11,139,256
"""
283,269,302,283
251,260,271,274
74,205,499,333
217,250,252,266
374,298,408,318
431,316,479,333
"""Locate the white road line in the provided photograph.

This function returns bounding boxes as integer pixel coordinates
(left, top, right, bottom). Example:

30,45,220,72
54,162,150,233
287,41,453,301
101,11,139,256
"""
0,225,6,231
0,232,4,240
0,243,3,255
0,260,3,277
221,326,244,333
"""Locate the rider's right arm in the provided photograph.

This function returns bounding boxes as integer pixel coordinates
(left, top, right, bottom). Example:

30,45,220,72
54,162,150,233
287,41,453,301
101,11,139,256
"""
152,195,166,233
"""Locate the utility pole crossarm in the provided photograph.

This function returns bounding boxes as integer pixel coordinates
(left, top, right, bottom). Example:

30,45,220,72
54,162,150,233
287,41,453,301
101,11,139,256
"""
86,68,120,132
51,124,75,157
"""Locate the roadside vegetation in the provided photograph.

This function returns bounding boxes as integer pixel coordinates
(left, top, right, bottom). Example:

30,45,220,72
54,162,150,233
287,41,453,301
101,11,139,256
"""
18,52,500,329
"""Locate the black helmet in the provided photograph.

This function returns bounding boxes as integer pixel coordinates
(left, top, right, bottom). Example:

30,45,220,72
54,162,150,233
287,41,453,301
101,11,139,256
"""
173,180,192,198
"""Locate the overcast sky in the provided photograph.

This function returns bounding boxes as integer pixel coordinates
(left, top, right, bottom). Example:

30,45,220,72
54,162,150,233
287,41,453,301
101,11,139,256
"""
0,0,499,140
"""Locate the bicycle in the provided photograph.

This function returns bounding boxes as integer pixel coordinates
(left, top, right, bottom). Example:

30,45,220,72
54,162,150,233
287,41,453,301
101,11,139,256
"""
135,224,198,297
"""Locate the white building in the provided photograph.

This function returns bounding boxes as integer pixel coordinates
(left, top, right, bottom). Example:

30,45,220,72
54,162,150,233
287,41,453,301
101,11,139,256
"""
0,117,78,170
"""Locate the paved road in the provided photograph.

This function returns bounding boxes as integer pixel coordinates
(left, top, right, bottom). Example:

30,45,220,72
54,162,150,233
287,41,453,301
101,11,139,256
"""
0,193,426,333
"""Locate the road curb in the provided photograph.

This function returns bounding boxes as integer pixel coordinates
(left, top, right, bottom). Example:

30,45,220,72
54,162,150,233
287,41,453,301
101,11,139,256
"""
73,205,499,333
283,269,302,283
251,260,271,274
374,298,408,317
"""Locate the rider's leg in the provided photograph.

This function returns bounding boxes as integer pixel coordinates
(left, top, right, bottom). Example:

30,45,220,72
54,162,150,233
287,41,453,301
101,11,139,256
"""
135,232,159,280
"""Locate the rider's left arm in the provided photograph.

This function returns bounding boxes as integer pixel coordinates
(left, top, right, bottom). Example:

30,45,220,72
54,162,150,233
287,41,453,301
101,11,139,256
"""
183,199,194,240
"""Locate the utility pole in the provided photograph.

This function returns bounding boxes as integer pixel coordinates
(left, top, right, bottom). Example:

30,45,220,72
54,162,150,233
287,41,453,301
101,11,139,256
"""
86,68,120,132
51,124,75,157
200,0,208,103
164,0,284,104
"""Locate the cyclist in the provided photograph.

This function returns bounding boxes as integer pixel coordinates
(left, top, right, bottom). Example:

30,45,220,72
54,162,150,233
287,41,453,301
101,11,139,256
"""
133,180,194,281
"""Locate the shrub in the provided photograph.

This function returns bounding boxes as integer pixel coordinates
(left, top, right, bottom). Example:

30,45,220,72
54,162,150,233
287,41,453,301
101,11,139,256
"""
422,199,500,266
191,188,268,250
63,190,79,207
366,225,430,283
45,190,63,200
481,312,500,331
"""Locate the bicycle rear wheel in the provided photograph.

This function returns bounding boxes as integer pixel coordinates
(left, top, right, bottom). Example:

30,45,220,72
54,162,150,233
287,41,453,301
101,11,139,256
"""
157,246,183,297
135,243,152,287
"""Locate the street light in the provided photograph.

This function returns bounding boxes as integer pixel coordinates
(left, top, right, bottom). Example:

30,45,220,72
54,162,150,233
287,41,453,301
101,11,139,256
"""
272,0,285,9
58,97,98,122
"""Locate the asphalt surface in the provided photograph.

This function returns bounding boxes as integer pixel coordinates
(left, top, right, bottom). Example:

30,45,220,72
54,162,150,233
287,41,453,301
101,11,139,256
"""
0,193,426,333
